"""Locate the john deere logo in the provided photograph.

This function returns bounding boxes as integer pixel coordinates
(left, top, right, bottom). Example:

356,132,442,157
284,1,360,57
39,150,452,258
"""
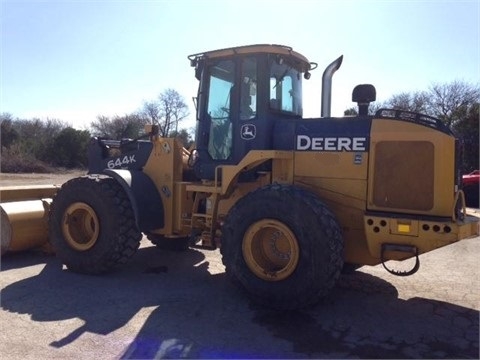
241,124,256,140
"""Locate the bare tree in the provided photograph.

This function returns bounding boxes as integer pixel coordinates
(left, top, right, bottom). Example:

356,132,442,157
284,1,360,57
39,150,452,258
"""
90,115,111,137
90,114,148,139
141,101,161,125
427,80,480,127
141,89,189,137
385,91,430,114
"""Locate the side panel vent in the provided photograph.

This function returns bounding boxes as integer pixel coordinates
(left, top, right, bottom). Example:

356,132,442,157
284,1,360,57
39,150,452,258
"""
373,141,434,211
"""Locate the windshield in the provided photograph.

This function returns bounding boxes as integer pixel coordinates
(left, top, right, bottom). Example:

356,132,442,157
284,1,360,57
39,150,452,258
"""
269,57,303,116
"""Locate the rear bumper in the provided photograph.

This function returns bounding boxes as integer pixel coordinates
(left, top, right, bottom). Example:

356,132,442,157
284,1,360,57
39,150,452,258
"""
364,212,479,260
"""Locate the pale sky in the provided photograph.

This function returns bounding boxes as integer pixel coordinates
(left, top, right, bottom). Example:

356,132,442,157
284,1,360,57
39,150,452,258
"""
1,0,479,131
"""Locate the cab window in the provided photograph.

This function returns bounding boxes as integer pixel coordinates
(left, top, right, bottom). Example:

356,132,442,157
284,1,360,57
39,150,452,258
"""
206,60,234,160
269,57,303,116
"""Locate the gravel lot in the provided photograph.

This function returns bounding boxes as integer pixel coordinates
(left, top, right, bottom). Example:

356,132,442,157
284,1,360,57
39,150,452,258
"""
0,172,478,359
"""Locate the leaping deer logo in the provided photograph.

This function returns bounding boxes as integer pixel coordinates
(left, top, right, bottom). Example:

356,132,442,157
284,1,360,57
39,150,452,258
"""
241,124,256,140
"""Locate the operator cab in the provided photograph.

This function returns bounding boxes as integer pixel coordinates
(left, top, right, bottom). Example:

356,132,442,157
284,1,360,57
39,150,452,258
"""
189,44,315,180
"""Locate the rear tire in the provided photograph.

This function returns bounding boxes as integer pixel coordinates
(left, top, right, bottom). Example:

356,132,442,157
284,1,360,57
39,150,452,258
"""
221,184,344,310
464,184,479,208
49,175,142,274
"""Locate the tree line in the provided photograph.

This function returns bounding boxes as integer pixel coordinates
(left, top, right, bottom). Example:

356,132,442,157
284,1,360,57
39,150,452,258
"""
1,88,193,172
1,81,478,174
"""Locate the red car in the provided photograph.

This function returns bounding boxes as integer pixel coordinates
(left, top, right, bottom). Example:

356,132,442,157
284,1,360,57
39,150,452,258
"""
463,170,479,208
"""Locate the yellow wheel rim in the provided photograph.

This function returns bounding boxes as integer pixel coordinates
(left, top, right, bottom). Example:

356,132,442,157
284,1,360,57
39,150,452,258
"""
62,202,100,251
242,219,299,281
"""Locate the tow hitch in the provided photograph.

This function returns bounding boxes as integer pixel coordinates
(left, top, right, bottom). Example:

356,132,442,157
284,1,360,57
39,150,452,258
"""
381,243,420,276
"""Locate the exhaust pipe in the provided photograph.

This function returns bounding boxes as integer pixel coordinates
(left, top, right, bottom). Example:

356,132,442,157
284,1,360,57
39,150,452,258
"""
321,55,343,117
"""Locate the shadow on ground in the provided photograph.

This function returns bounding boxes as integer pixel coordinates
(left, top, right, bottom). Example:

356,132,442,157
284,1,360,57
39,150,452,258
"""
1,246,478,359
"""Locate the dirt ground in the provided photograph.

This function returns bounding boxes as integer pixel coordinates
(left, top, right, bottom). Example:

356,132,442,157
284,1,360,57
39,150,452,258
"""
0,171,479,358
0,170,86,187
1,231,479,359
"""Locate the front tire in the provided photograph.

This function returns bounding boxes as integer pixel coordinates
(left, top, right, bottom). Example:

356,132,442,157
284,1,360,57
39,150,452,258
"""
221,184,344,310
49,175,142,274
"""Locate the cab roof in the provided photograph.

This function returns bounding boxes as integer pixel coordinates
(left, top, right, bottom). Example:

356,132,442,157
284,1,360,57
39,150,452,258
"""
188,44,313,72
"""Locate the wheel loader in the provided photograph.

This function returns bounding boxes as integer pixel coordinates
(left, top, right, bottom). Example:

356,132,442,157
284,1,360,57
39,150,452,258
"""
1,44,478,309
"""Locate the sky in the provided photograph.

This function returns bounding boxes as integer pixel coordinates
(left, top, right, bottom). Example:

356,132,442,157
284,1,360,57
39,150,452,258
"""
1,0,479,131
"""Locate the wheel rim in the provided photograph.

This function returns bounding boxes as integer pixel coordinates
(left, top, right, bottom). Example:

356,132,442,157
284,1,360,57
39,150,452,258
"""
62,202,100,251
242,219,299,281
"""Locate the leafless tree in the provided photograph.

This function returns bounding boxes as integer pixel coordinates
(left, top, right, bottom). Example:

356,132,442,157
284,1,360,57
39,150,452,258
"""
384,91,430,114
90,114,148,139
427,81,480,127
141,88,189,137
141,101,161,125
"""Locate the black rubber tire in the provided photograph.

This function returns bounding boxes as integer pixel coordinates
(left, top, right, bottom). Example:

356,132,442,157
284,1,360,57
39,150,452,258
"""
341,263,361,274
464,184,479,208
221,184,344,310
49,174,142,274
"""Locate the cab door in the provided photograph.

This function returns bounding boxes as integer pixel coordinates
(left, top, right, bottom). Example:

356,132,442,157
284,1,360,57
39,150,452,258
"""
193,59,235,180
194,56,260,180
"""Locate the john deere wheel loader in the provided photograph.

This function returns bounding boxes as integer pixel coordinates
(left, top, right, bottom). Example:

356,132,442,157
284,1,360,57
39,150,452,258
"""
1,44,478,309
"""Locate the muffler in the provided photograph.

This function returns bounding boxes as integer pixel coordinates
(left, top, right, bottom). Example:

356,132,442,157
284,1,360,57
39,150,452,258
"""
321,55,343,117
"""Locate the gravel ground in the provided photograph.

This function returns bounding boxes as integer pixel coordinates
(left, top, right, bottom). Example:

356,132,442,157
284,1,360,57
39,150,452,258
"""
0,235,478,359
0,172,478,359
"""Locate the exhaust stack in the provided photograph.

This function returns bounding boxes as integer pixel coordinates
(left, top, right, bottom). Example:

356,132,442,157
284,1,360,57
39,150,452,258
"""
321,55,343,117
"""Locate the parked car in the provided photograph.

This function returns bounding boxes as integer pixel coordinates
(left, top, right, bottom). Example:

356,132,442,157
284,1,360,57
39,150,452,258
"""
463,170,479,208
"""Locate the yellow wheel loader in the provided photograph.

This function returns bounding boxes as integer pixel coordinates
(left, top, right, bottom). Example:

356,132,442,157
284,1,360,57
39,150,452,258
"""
1,44,478,309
